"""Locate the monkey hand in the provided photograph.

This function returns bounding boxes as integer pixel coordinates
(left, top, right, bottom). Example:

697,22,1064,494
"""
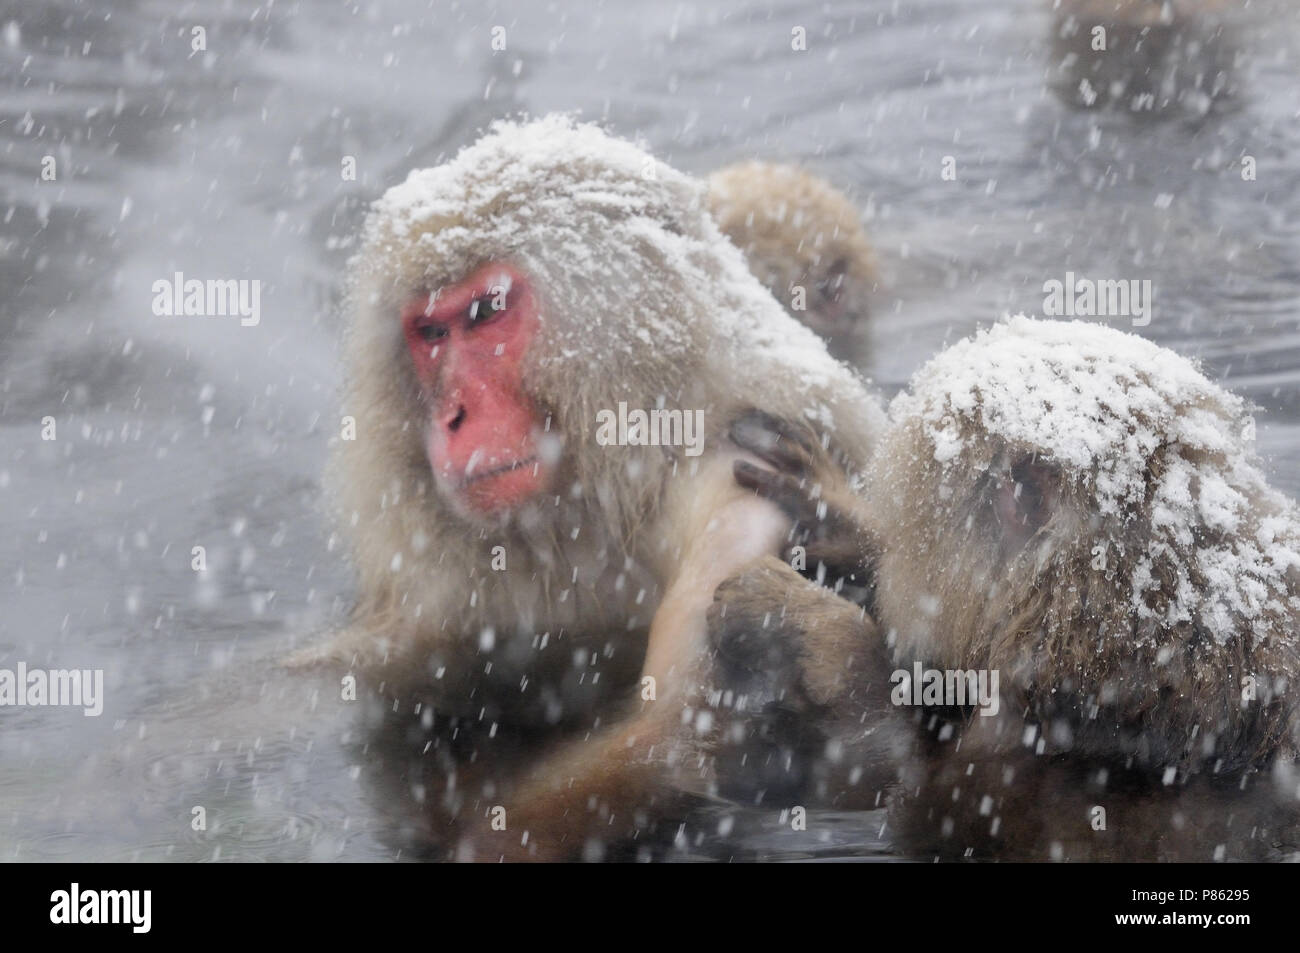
708,556,876,712
702,555,898,803
728,409,877,604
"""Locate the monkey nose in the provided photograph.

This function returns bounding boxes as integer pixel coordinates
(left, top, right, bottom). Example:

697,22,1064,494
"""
444,404,467,433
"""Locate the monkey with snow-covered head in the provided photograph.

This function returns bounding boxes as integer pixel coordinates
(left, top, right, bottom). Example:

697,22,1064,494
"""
310,115,884,860
724,316,1300,859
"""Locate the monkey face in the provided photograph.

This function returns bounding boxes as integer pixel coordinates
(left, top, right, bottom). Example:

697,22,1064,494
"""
984,453,1063,556
797,254,868,338
400,260,557,517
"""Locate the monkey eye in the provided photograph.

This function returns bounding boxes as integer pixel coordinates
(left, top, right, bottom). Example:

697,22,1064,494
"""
817,276,844,302
415,323,448,342
817,259,849,301
467,293,507,327
993,457,1059,540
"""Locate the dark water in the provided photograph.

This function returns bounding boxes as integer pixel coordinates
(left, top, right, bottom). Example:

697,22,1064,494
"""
1,0,1298,860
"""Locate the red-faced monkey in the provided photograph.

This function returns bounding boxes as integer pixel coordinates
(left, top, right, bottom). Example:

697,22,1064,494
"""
707,161,875,366
303,116,883,860
726,316,1300,859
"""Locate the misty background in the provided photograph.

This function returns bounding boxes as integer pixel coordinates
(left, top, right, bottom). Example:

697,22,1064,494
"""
2,0,1299,860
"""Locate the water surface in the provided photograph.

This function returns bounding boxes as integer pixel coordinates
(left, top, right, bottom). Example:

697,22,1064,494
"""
2,0,1298,860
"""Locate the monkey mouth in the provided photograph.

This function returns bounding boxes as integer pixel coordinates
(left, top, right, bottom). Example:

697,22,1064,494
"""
456,455,540,490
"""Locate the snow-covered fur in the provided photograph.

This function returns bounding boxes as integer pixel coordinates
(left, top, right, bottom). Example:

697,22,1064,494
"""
707,161,875,363
327,115,883,713
870,316,1300,773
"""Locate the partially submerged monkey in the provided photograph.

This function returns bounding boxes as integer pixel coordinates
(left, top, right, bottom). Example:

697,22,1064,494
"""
723,316,1300,860
1048,0,1239,117
707,161,875,366
302,116,884,860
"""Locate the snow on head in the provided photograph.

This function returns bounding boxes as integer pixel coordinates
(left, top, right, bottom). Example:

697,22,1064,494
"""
895,315,1248,514
352,113,878,453
891,315,1300,646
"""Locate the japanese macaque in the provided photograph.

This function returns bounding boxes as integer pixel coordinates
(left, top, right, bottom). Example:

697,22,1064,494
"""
730,316,1300,860
707,162,875,366
302,116,883,861
1048,0,1239,117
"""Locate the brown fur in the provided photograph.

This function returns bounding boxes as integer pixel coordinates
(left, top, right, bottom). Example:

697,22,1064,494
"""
298,117,884,860
1049,0,1239,115
723,318,1300,860
869,321,1300,775
707,162,875,365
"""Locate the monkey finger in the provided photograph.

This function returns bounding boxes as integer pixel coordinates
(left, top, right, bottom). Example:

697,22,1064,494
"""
735,461,864,553
728,409,822,475
733,460,823,521
784,540,869,580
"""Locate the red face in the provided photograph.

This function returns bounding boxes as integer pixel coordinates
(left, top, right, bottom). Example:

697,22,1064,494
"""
401,261,552,516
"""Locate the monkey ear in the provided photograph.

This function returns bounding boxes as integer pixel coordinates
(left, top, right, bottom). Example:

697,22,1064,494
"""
995,456,1059,540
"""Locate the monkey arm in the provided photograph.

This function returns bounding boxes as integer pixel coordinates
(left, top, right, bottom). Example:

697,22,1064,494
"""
460,474,793,862
456,700,693,862
705,555,906,805
641,488,791,685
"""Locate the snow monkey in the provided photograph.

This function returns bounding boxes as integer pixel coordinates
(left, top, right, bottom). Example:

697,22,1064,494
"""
707,162,875,366
1049,0,1239,117
726,316,1300,860
309,116,883,861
